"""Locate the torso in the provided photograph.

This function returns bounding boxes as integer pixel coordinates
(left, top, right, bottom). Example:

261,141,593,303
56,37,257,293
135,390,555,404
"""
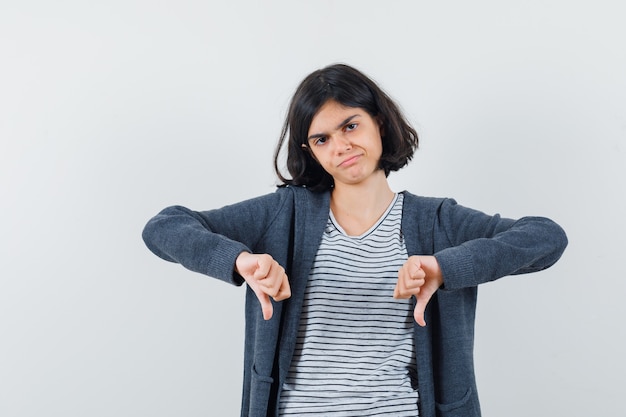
279,193,419,416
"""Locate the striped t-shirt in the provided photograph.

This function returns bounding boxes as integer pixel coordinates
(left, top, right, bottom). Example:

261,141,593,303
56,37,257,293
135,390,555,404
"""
279,193,419,416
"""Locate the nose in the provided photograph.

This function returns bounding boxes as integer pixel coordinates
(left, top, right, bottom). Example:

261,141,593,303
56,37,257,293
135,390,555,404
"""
333,134,352,153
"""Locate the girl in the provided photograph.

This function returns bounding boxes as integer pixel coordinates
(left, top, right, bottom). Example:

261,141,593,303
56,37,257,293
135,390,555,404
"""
142,64,567,417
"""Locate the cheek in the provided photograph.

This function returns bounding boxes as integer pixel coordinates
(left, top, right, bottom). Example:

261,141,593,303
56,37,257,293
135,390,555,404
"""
307,149,321,164
307,151,331,172
374,136,384,156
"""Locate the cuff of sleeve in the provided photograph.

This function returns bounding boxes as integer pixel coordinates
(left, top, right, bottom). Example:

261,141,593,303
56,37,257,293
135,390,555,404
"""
434,245,477,290
200,239,250,287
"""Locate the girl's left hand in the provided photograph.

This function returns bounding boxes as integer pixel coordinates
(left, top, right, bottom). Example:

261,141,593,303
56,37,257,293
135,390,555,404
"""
394,255,444,327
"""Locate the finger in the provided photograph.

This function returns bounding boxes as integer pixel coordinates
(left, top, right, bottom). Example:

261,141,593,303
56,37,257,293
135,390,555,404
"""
396,284,422,299
408,264,426,281
413,298,427,327
394,279,420,298
413,285,437,327
259,264,286,298
273,274,291,301
407,257,423,277
404,275,425,290
394,277,410,299
253,255,272,281
395,267,424,299
255,290,274,320
395,265,409,298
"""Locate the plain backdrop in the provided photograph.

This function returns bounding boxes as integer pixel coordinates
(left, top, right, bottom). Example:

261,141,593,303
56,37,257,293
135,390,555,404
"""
1,1,624,416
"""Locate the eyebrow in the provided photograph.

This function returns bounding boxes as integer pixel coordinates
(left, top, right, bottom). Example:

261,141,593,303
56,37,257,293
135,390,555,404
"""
307,114,360,141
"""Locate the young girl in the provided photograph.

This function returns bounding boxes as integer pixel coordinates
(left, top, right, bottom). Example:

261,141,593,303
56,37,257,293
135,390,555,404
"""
142,64,567,417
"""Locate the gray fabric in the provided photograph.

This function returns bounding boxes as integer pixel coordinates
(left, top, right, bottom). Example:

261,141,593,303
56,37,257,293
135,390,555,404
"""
142,185,568,417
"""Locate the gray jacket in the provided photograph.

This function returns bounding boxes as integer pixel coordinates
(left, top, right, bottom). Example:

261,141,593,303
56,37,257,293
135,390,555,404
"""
142,186,567,417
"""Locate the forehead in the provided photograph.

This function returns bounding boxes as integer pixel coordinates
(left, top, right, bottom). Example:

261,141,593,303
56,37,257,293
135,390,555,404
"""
308,100,366,132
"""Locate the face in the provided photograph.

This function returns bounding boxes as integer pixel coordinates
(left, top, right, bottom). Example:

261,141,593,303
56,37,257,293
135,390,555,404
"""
306,100,384,187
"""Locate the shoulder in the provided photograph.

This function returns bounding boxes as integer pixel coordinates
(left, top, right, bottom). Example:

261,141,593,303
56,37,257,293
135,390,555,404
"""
280,185,331,209
400,192,473,232
213,186,330,218
231,185,298,208
401,191,450,212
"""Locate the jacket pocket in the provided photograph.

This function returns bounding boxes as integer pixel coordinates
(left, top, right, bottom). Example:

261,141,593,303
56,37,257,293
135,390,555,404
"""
435,387,476,417
247,364,274,417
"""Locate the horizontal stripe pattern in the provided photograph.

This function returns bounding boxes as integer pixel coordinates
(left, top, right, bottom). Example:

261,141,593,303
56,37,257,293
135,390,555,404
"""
279,194,419,416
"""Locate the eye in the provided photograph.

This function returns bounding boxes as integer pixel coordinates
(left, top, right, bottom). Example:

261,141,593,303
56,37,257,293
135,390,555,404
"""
313,136,327,146
345,123,358,132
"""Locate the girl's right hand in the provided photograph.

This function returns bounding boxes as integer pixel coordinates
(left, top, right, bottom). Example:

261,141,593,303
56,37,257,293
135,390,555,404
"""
235,252,291,320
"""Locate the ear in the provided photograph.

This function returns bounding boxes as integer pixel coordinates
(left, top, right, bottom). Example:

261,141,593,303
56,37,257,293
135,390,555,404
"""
302,143,320,163
376,116,385,137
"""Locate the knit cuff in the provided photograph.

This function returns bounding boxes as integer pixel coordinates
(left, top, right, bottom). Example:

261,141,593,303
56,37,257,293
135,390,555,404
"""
434,245,477,290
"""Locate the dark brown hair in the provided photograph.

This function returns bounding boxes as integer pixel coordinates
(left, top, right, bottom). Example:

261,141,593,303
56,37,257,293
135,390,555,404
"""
274,63,418,192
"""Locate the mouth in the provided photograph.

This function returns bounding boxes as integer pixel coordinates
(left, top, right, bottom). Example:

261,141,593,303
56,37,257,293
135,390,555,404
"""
338,154,361,167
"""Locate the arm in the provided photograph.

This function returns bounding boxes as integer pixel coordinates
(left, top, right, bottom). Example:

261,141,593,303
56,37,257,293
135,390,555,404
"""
141,190,291,286
433,198,568,290
395,198,568,325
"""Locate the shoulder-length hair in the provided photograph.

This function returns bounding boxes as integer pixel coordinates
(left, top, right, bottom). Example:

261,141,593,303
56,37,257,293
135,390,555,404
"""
273,63,419,192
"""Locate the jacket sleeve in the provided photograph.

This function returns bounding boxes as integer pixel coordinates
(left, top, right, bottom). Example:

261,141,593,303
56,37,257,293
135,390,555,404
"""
432,198,568,290
141,189,291,286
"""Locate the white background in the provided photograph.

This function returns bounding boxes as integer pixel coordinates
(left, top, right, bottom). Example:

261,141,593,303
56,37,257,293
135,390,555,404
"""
1,1,624,416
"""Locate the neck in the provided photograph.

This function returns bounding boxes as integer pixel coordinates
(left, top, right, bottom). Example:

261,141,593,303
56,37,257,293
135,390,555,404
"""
330,170,395,235
332,172,393,207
